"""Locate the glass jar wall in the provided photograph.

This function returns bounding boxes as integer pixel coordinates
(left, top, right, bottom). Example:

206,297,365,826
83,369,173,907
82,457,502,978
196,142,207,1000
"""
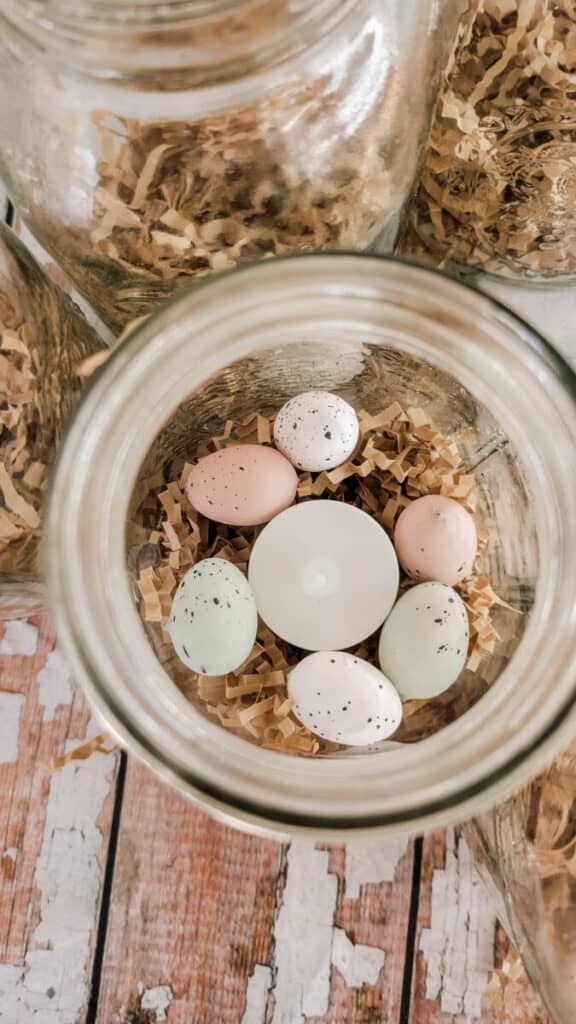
0,0,455,332
406,0,576,283
45,254,576,835
0,221,102,619
468,743,576,1024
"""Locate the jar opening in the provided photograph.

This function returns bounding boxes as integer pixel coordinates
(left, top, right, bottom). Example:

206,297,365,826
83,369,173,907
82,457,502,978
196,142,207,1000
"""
46,255,576,836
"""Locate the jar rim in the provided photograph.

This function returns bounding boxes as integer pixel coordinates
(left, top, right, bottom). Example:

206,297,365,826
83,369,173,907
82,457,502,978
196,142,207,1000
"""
45,253,576,837
4,0,357,85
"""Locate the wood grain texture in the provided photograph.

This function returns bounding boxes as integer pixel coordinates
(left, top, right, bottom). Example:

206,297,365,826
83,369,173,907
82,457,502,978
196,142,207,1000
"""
96,760,415,1024
410,829,550,1024
95,758,283,1024
313,839,414,1024
0,615,119,1023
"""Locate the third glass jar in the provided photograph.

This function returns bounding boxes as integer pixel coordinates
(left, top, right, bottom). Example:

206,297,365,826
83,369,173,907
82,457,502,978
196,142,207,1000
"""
405,0,576,283
0,0,462,332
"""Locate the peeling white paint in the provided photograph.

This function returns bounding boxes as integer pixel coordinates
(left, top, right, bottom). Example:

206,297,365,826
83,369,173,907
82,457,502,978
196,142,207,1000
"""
241,964,273,1024
0,620,39,657
0,692,25,764
344,838,407,898
419,830,497,1018
243,839,398,1023
2,848,18,863
140,984,173,1022
270,841,338,1023
36,650,73,721
0,736,117,1022
331,927,385,987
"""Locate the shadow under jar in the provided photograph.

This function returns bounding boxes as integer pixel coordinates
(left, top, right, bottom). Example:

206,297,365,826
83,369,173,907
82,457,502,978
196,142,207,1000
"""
0,0,456,333
46,254,576,837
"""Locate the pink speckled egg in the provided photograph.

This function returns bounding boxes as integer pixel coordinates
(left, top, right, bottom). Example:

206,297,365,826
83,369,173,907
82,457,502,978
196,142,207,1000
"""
394,495,477,586
186,444,298,527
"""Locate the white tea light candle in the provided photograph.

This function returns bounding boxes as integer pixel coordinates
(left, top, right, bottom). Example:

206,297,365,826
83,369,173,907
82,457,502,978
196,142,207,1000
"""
248,500,399,650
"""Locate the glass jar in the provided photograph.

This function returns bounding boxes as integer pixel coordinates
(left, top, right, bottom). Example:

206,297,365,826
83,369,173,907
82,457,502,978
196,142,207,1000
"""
467,742,576,1024
405,0,576,283
0,221,103,619
45,253,576,836
0,0,458,332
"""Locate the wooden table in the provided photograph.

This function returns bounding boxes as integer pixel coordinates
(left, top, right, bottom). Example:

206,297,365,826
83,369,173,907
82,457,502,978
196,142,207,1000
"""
3,202,574,1024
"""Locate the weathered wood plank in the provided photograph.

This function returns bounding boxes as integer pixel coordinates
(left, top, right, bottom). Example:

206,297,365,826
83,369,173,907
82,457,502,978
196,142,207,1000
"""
409,829,550,1024
312,839,414,1024
95,759,282,1024
0,615,119,1024
96,760,414,1024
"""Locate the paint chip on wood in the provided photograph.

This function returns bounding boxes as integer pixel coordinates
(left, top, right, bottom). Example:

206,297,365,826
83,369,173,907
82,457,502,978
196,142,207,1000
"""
344,839,408,898
140,984,174,1021
0,744,117,1021
419,830,497,1018
241,964,273,1024
0,620,38,656
331,927,385,987
270,841,338,1023
0,692,25,763
36,649,73,721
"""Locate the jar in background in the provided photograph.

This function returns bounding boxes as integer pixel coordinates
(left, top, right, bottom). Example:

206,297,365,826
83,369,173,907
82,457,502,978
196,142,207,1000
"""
405,0,576,283
467,742,576,1024
45,254,576,836
0,0,457,332
0,221,103,619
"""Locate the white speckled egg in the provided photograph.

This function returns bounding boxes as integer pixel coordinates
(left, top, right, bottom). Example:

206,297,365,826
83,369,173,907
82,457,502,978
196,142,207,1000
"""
167,558,257,676
273,391,359,471
394,495,477,586
378,582,469,700
288,651,402,746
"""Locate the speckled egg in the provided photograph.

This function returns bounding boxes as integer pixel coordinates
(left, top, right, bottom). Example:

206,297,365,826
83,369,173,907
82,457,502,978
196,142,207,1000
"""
167,558,257,676
378,582,469,700
273,391,359,472
186,444,298,526
288,651,402,746
394,495,477,586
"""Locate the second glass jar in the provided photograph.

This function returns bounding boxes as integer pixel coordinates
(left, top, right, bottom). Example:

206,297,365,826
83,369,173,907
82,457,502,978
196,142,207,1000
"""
0,0,457,331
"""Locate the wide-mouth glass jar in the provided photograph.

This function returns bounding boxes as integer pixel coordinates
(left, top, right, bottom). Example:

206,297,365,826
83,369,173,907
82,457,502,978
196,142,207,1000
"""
46,254,576,837
0,0,458,332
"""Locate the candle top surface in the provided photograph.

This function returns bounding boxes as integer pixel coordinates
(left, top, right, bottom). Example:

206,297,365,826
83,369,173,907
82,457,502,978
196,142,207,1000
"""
248,499,399,651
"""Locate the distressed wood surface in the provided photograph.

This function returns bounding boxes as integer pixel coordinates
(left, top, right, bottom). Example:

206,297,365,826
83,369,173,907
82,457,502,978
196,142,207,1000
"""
411,831,549,1024
95,760,415,1024
0,617,119,1023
